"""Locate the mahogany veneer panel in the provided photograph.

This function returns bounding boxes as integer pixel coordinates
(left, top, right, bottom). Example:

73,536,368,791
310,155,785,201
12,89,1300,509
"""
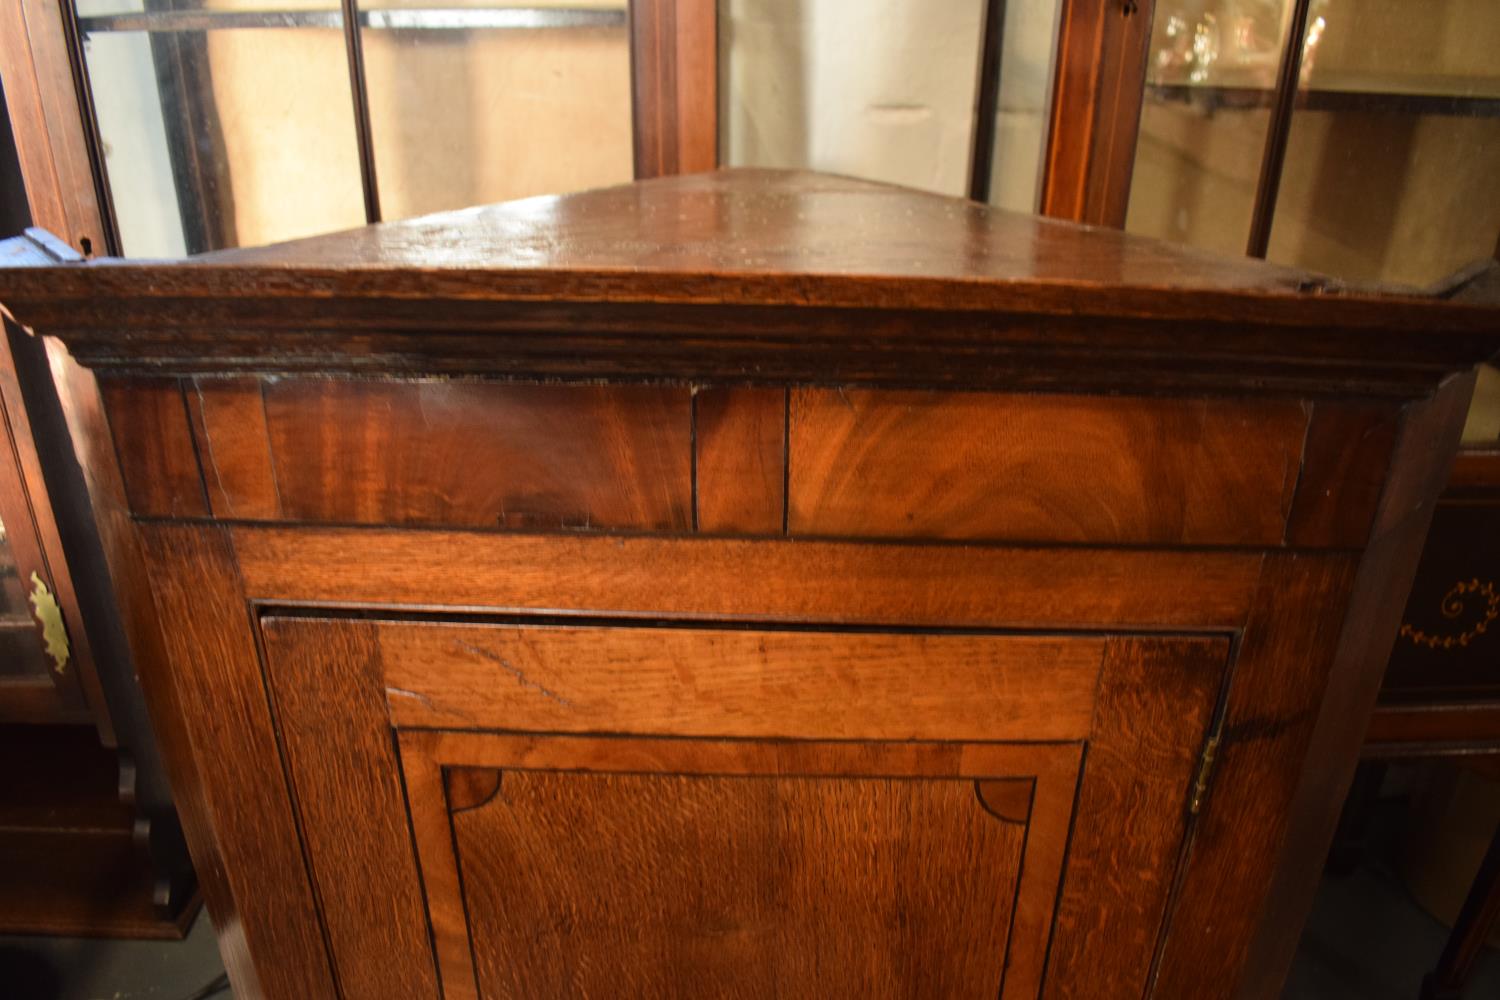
98,377,207,519
250,379,692,531
694,386,785,534
188,377,282,520
788,389,1307,544
1283,403,1398,548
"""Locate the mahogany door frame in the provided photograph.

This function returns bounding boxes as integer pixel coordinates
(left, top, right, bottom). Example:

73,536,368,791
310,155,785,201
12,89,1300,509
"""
630,0,718,178
627,0,1157,217
0,0,111,255
1039,0,1155,226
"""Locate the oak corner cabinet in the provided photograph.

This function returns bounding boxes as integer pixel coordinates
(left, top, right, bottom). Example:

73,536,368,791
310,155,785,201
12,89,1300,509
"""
1,169,1498,1000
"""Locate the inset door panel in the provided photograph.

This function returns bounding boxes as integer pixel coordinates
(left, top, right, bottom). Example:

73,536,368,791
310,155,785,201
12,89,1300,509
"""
402,732,1080,1000
258,617,1228,1000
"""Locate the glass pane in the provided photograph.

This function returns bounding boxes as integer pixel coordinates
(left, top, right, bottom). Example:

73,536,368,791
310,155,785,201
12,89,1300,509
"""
0,517,49,680
78,6,366,255
358,0,633,221
1265,0,1500,287
1125,0,1293,254
983,0,1064,213
78,0,340,16
719,0,986,198
1464,364,1500,447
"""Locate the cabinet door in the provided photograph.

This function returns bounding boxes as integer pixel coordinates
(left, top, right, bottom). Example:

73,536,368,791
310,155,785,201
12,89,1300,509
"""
260,617,1225,1000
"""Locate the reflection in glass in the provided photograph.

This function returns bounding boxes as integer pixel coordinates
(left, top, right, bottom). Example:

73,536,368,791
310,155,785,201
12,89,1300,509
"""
1266,0,1500,287
1463,364,1500,448
982,0,1063,213
79,16,365,255
1125,1,1291,254
719,0,986,197
360,0,633,221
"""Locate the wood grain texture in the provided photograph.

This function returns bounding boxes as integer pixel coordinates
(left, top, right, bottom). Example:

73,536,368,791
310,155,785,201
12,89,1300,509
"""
2,316,124,736
407,730,1080,1000
257,379,691,531
0,320,89,721
380,623,1105,741
1234,370,1482,1000
0,0,110,256
1284,402,1399,548
789,389,1307,545
1364,702,1500,751
188,377,281,520
402,745,479,1000
974,778,1034,825
5,173,1496,398
44,342,204,925
135,524,334,1000
233,527,1263,630
1151,554,1359,999
630,0,717,178
98,377,207,518
460,771,1020,1000
258,617,440,1000
694,386,785,534
1043,636,1228,999
1041,0,1156,226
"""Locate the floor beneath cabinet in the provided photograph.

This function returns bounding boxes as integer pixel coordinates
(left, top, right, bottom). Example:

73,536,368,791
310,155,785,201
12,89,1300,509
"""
0,908,225,1000
1284,793,1500,999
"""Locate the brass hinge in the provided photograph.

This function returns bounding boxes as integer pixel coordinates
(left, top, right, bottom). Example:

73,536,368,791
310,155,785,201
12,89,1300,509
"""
1189,735,1220,816
28,572,71,674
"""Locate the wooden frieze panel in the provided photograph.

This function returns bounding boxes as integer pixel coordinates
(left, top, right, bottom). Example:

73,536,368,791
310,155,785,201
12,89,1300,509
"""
788,388,1309,545
183,378,694,531
693,386,785,535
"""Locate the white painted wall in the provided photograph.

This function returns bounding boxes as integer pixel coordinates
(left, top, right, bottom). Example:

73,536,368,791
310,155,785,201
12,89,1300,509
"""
719,0,1060,210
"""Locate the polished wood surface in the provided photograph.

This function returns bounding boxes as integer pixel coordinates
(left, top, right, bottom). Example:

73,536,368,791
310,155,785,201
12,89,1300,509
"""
379,624,1105,740
98,377,208,519
136,524,335,998
0,172,1494,399
452,768,1026,999
4,174,1497,999
1044,637,1226,997
1284,403,1399,548
96,371,1399,546
409,730,1081,1000
1235,372,1478,999
630,0,717,179
231,526,1265,630
253,380,690,531
260,619,439,1000
789,388,1306,545
0,0,110,256
1041,0,1154,227
693,386,784,534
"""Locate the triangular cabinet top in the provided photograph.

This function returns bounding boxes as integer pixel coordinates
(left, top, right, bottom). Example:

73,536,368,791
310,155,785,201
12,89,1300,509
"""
1,169,1496,397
